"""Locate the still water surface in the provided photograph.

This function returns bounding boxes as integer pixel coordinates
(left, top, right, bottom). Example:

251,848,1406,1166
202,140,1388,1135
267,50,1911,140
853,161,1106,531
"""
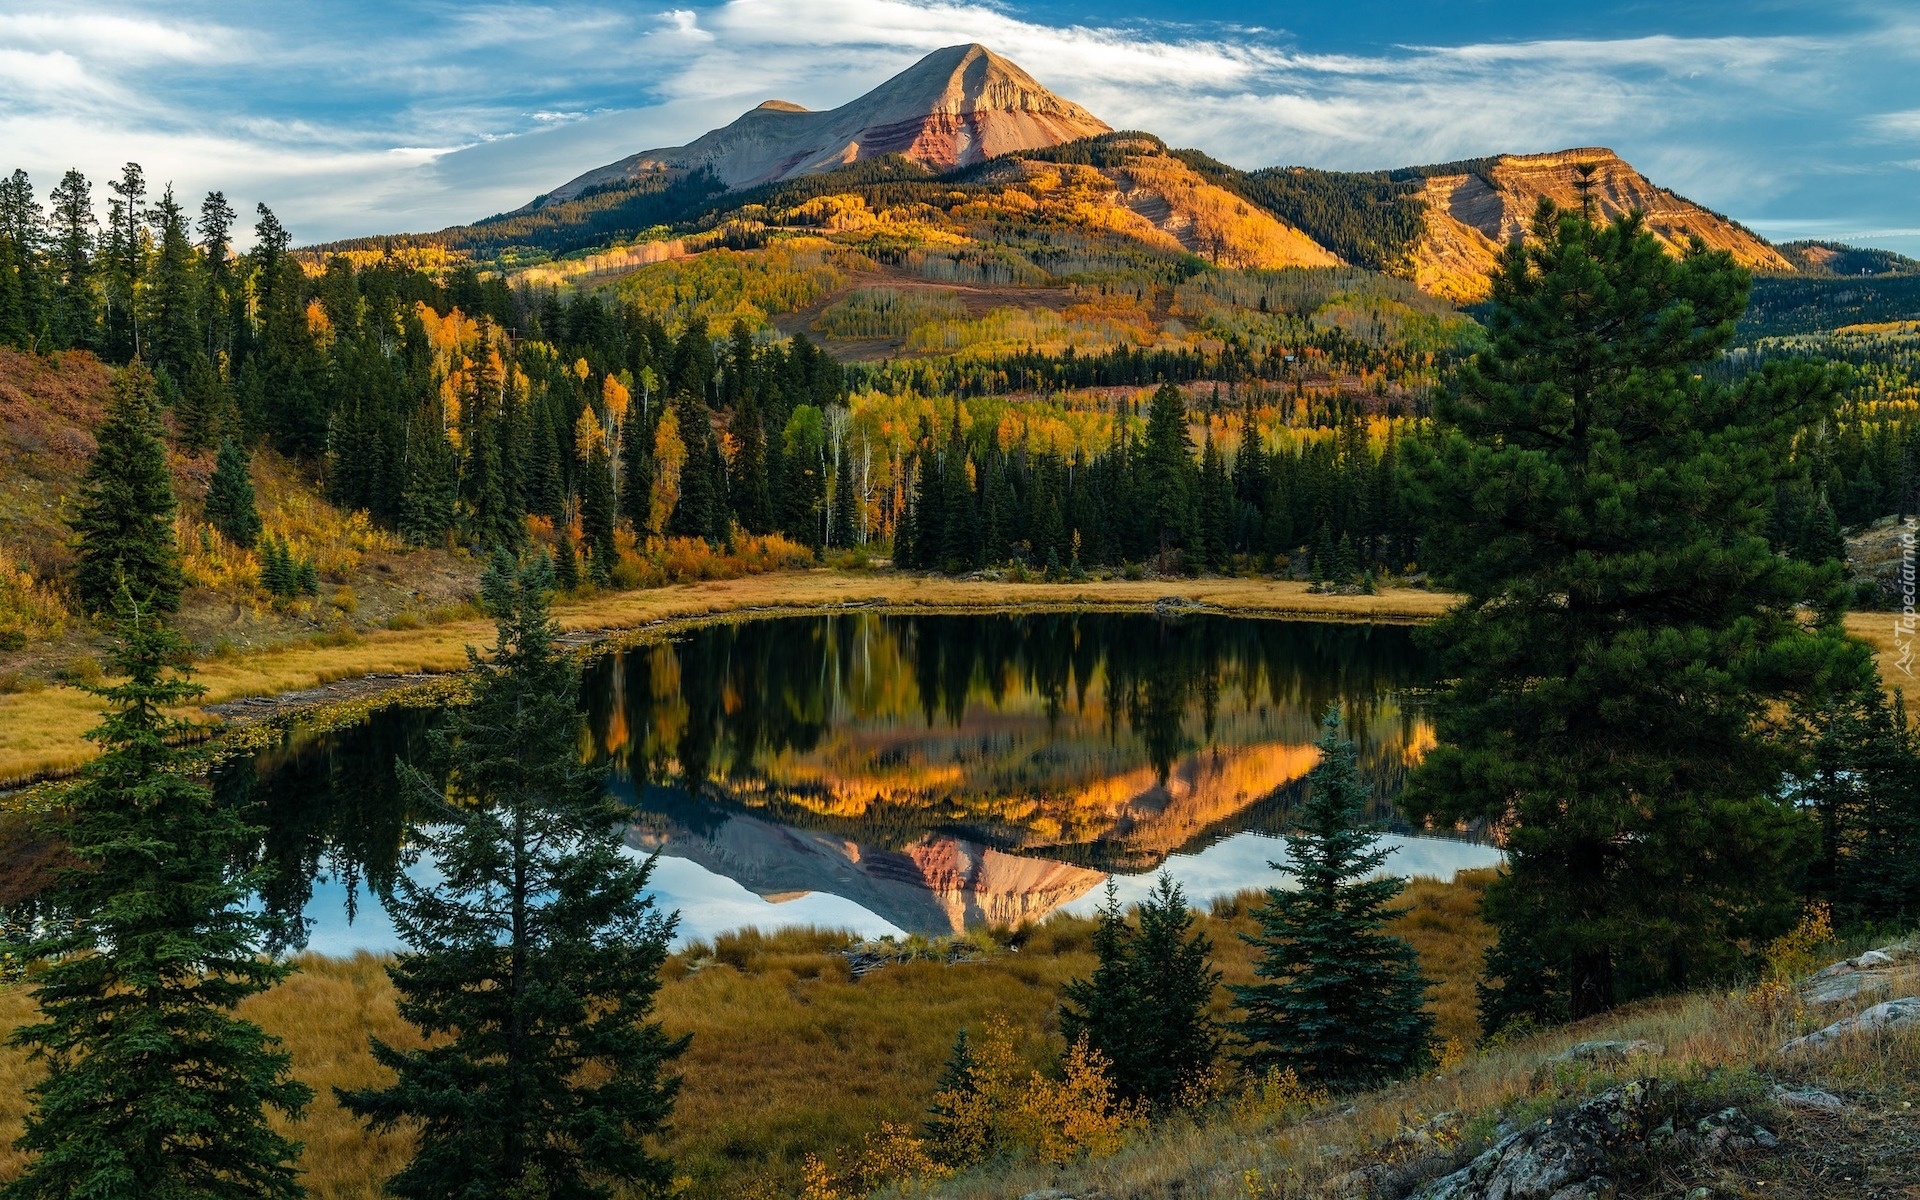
221,613,1500,950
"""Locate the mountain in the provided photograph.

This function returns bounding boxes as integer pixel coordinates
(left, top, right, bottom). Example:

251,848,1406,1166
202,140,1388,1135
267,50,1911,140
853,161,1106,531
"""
1776,240,1920,278
1405,149,1794,302
318,48,1846,306
533,43,1111,204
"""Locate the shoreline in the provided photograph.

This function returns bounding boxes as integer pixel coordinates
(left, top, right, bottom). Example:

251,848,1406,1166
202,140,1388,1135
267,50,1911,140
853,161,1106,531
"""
0,572,1450,790
3,569,1905,792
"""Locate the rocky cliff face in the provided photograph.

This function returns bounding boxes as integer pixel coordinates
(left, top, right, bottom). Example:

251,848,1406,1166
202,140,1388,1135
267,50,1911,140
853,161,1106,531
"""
627,813,1106,935
536,44,1110,203
1410,148,1793,302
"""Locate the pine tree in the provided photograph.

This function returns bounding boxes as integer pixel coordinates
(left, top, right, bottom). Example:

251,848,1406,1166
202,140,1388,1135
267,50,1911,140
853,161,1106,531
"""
72,359,182,614
667,392,716,542
1801,684,1920,927
176,351,227,451
339,558,687,1199
553,534,582,594
399,401,456,547
0,169,47,350
1141,382,1198,566
3,594,310,1199
205,436,261,548
1231,706,1433,1090
46,169,97,350
145,185,201,380
1199,427,1231,572
731,389,772,534
1060,875,1219,1108
259,534,291,597
1127,874,1220,1104
581,442,618,584
1059,882,1137,1090
619,403,653,533
103,163,146,361
1403,203,1864,1021
924,1028,980,1165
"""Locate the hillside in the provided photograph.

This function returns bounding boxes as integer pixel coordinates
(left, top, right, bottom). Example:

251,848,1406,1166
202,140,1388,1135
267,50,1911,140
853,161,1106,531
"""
539,44,1109,201
1403,149,1793,302
1778,240,1920,278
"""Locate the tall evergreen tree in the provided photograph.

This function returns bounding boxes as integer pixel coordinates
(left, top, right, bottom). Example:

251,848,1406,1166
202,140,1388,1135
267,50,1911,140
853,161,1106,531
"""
176,351,231,452
145,186,201,380
198,191,238,361
1061,875,1219,1108
3,594,310,1200
103,162,147,361
666,391,716,542
46,169,97,350
72,359,182,614
0,169,47,350
1231,706,1432,1089
730,388,772,534
619,401,653,533
205,436,262,549
339,557,686,1200
1141,382,1198,565
399,399,456,547
581,442,618,583
1403,202,1866,1022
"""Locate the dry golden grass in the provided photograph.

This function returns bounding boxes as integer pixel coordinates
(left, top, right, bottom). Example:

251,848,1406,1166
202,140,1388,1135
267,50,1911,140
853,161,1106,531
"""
0,871,1494,1199
924,927,1920,1200
1845,610,1915,712
0,574,1449,786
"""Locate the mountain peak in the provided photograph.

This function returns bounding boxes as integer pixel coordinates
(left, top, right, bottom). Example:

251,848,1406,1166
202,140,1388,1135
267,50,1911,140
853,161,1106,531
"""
535,44,1110,202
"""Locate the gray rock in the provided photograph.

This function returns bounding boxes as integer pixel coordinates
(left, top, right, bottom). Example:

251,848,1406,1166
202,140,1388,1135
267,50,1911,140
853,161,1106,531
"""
1780,996,1920,1054
1771,1084,1847,1112
1018,1191,1075,1200
1411,1079,1774,1200
1800,942,1917,1007
1548,1039,1665,1066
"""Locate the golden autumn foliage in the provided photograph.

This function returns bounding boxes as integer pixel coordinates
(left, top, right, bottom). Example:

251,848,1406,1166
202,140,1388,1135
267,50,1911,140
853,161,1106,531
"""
602,373,631,425
573,406,607,462
648,407,685,536
0,547,65,643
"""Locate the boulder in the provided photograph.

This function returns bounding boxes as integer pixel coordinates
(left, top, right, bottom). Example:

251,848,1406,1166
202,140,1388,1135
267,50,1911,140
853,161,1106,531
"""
1799,942,1916,1007
1548,1040,1665,1066
1411,1079,1774,1200
1780,997,1920,1054
1771,1085,1847,1113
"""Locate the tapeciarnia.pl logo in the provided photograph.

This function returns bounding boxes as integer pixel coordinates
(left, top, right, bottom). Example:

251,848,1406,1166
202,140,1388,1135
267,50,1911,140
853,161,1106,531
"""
1897,516,1916,679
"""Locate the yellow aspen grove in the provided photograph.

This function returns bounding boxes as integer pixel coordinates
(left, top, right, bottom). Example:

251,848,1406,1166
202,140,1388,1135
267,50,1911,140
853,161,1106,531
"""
648,406,685,539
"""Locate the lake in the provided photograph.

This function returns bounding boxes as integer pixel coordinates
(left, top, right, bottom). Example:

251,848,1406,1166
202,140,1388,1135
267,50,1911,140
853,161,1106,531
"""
216,611,1500,951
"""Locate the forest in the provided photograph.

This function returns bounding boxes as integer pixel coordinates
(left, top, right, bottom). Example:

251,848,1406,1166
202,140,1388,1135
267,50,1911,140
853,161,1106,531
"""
1,146,1919,1199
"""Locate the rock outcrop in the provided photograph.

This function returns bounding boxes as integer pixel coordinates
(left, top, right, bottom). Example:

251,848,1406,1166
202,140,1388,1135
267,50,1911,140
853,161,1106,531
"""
1408,149,1793,303
1412,1079,1774,1200
1780,997,1920,1055
535,44,1110,201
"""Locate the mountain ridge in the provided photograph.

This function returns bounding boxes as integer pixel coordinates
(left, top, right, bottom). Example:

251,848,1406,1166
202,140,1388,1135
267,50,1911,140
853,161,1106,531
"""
533,43,1110,203
311,44,1874,304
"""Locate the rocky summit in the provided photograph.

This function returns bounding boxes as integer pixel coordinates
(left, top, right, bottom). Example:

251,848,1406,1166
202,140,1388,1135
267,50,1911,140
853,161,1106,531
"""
533,43,1111,202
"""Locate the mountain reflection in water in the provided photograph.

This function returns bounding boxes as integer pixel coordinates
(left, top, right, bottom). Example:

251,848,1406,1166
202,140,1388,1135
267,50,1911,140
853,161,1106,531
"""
208,612,1494,950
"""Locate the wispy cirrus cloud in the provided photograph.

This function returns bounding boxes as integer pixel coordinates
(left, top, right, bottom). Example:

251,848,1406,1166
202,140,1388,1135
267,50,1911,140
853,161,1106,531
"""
0,0,1910,255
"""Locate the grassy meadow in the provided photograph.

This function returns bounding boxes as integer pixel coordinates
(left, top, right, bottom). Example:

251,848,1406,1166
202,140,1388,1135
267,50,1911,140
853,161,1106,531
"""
0,872,1496,1199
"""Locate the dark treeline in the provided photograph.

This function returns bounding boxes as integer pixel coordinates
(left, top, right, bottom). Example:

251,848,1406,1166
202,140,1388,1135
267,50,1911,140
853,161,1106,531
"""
846,324,1445,402
897,382,1417,580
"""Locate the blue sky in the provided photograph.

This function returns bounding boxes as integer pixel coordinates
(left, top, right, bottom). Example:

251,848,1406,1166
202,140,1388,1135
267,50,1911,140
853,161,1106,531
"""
2,1,1914,253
